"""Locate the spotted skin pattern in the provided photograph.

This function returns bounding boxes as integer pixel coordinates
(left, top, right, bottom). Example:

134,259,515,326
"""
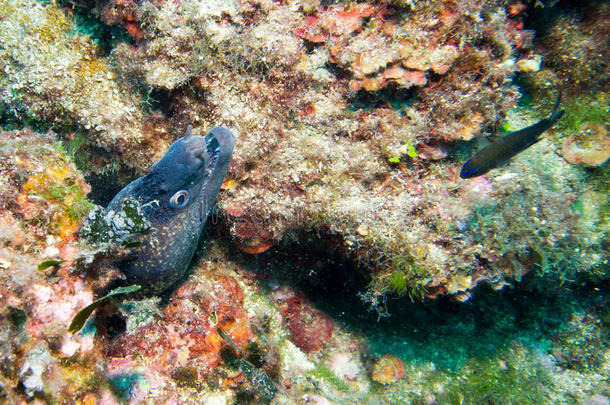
107,126,235,292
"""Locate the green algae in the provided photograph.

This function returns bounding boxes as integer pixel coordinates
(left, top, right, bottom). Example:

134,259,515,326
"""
561,92,609,133
37,259,63,271
552,312,608,373
7,305,27,329
68,285,141,334
108,373,143,403
386,271,408,296
438,345,553,405
309,364,351,394
239,360,278,403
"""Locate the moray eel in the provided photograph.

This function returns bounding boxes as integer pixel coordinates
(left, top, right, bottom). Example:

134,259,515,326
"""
460,93,564,179
107,126,235,292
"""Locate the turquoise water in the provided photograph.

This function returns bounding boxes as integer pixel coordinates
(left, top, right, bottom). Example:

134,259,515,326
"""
261,241,608,372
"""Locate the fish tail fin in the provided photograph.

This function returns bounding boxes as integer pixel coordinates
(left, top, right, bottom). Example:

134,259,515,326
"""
548,88,565,125
522,88,564,148
549,108,565,126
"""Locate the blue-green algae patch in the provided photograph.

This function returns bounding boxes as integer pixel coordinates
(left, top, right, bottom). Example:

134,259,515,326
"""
108,373,144,403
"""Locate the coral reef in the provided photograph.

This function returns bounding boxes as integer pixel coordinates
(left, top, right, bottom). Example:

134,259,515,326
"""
0,127,607,402
0,0,172,175
0,0,608,402
2,0,606,301
0,129,91,258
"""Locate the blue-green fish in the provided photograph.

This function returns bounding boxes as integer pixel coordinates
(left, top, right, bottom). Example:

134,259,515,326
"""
107,126,235,292
460,94,564,179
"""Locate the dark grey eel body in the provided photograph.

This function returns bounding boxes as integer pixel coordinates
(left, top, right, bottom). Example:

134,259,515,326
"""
107,126,235,292
460,94,564,179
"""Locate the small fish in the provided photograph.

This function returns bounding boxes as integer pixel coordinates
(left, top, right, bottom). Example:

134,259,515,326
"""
107,125,235,292
460,92,564,179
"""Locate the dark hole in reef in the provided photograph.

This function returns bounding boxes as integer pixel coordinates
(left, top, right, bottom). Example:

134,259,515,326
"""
85,168,138,206
324,62,352,80
95,304,127,339
302,39,319,54
234,390,256,404
232,231,609,370
220,346,241,369
350,83,418,111
144,87,174,117
427,71,444,84
55,0,136,56
320,0,341,7
244,161,257,172
105,313,127,339
521,0,603,37
15,381,26,397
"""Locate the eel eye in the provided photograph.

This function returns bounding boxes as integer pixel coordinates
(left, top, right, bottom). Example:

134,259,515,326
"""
169,190,190,208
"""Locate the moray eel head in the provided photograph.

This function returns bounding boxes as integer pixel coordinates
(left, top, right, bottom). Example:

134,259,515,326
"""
107,125,235,293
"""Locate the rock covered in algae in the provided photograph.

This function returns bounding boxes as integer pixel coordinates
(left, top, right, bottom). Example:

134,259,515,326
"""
0,129,368,403
1,0,608,306
0,128,607,404
0,129,104,401
561,124,610,167
0,129,91,254
0,0,176,174
371,354,406,385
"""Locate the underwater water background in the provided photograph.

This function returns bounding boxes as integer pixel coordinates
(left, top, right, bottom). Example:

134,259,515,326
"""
260,239,609,361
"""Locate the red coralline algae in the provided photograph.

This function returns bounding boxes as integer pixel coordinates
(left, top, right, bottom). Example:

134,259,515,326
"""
105,273,256,380
275,291,333,353
296,4,377,43
226,202,277,254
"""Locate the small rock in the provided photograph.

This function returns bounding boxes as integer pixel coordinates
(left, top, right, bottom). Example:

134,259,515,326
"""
371,354,405,385
584,395,610,405
561,124,610,167
0,254,11,269
356,223,369,236
516,54,542,72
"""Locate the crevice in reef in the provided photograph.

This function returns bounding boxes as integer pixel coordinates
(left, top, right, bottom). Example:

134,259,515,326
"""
85,170,135,206
222,230,609,371
350,83,418,111
55,0,136,56
58,0,135,56
522,0,606,37
142,87,175,117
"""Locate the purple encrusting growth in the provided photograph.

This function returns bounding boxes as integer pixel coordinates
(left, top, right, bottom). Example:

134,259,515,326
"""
106,126,234,292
